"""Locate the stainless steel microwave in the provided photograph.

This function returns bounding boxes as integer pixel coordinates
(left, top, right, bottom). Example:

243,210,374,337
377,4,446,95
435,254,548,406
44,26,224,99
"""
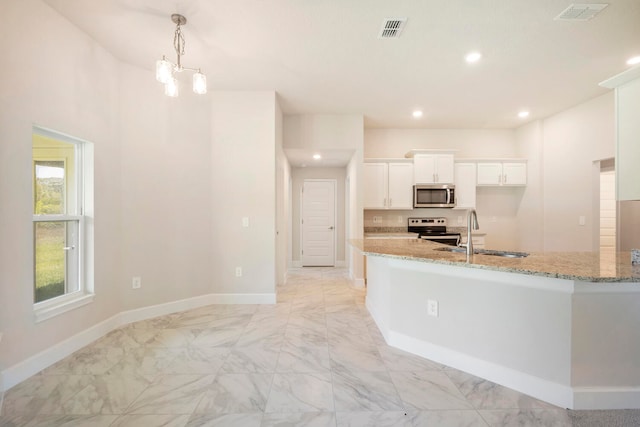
413,184,456,208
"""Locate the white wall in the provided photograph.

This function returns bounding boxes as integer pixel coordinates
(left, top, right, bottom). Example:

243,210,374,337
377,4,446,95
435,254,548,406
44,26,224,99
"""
514,121,544,251
210,91,278,294
291,168,346,264
347,150,365,284
364,129,517,159
284,115,364,150
0,0,282,385
118,63,213,310
541,93,614,251
275,103,290,285
0,0,122,371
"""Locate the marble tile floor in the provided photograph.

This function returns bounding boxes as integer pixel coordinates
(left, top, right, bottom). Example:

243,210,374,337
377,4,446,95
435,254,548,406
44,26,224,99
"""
2,267,640,427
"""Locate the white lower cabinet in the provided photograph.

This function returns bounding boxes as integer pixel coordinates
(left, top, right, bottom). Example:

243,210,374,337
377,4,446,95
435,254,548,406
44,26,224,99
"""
364,162,414,209
454,162,476,209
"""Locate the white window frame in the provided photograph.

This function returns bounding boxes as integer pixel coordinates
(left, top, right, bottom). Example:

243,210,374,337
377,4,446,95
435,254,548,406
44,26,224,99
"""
32,126,94,322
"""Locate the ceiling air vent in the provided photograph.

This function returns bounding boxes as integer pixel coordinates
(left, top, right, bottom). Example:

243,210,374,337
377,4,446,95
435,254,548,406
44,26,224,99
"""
378,18,407,38
554,3,608,21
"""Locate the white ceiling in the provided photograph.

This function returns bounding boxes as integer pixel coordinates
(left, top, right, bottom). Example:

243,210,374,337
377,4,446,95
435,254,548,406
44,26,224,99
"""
44,0,639,131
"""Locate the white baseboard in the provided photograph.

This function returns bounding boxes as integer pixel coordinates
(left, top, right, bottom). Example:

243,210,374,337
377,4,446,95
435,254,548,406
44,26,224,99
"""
290,261,346,268
352,278,365,288
1,314,122,393
388,330,575,409
0,292,275,392
573,387,640,410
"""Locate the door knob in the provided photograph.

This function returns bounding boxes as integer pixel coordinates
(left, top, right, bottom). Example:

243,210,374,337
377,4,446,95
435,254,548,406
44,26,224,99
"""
328,226,334,230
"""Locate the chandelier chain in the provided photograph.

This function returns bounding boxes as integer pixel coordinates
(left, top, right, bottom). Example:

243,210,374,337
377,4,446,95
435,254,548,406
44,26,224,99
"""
174,24,186,62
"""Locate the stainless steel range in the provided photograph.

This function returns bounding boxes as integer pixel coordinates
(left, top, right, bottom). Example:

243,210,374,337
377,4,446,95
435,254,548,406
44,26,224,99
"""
408,217,461,246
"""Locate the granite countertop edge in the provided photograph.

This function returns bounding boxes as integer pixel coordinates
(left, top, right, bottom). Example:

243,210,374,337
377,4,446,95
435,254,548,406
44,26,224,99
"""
353,239,640,283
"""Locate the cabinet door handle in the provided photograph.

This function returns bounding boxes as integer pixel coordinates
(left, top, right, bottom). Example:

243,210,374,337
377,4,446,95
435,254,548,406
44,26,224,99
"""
504,174,507,184
389,198,393,206
383,198,387,207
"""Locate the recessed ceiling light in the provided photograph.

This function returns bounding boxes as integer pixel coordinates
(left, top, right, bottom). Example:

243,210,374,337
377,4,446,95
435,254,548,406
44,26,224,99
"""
518,111,530,118
313,154,321,160
412,110,423,118
627,56,640,66
465,51,482,63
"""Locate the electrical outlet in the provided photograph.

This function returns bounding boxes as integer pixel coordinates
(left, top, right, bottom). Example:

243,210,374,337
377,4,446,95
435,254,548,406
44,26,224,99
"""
132,277,141,289
373,216,382,224
235,267,242,277
242,217,249,227
427,299,439,317
398,215,403,223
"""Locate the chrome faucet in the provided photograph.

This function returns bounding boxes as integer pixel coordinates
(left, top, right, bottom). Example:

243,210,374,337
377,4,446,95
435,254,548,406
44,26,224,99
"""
465,209,480,257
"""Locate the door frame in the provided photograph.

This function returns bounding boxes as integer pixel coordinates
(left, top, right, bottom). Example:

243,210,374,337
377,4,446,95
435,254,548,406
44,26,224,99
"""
300,178,337,267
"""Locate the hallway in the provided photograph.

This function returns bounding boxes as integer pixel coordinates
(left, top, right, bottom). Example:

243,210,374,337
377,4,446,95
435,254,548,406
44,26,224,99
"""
1,268,639,426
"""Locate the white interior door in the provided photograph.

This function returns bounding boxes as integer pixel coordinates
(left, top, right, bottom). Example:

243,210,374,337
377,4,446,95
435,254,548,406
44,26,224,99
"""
302,180,335,266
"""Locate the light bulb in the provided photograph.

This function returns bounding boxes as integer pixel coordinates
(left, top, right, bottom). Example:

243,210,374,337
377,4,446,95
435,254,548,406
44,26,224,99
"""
165,77,178,97
193,72,207,94
627,56,640,66
156,58,173,83
465,51,482,63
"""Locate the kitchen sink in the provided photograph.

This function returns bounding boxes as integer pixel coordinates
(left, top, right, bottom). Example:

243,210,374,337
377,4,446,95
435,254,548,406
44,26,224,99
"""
434,246,529,258
480,249,529,258
434,246,466,254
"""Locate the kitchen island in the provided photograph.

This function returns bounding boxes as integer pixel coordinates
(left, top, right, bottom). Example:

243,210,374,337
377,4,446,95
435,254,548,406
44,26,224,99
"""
351,238,640,410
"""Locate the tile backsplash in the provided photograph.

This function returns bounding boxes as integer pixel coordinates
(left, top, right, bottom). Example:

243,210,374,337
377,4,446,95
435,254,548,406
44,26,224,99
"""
363,210,468,228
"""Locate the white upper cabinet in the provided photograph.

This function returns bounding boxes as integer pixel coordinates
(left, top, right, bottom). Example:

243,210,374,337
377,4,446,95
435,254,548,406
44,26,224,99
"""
413,153,454,184
387,163,414,209
364,161,414,210
502,162,527,185
363,163,388,209
454,162,477,209
477,161,526,186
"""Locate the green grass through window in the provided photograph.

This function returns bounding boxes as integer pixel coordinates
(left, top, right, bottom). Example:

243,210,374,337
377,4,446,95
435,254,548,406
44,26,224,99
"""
34,222,65,303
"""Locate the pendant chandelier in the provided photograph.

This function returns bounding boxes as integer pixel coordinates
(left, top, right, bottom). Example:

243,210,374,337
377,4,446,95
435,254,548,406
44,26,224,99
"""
155,14,207,97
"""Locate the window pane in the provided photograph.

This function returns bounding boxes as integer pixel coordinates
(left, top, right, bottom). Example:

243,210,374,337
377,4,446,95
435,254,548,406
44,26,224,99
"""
34,160,65,214
34,220,79,303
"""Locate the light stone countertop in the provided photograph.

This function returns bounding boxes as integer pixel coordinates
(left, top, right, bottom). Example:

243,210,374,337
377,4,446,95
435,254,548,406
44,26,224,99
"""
351,238,640,283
